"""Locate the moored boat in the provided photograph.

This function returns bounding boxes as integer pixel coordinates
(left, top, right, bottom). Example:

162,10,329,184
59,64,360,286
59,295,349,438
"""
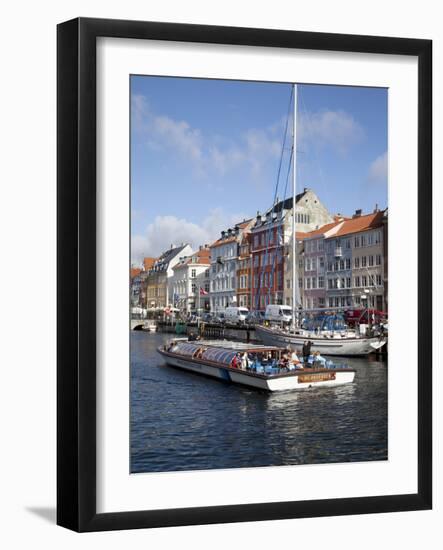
157,340,355,392
255,324,386,356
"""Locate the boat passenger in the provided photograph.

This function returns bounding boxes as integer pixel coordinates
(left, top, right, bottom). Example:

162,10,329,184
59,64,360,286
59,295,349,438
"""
312,351,326,366
241,352,249,370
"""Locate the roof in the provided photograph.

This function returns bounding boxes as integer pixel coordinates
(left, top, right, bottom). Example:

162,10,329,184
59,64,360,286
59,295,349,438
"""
295,231,309,240
150,245,189,272
210,235,237,247
130,267,142,279
172,247,211,269
332,211,385,237
303,220,342,239
143,257,156,271
237,218,253,229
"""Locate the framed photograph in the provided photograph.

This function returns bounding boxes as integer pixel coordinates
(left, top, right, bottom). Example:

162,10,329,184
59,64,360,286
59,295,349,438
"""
57,17,432,532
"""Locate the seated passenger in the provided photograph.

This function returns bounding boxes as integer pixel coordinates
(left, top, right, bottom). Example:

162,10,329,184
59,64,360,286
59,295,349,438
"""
241,352,249,370
312,351,326,366
231,354,239,368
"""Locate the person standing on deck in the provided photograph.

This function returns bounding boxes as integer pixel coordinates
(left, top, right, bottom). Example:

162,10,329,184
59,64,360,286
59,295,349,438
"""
302,341,313,364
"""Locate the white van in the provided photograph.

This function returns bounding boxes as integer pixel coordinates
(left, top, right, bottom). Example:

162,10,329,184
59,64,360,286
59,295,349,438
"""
224,307,249,325
265,304,293,323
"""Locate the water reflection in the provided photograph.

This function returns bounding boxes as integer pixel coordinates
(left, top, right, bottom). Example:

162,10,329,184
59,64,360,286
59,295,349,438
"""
131,332,387,473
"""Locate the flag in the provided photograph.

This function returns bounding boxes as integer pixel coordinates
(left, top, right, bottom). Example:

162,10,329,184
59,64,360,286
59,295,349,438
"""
199,287,208,296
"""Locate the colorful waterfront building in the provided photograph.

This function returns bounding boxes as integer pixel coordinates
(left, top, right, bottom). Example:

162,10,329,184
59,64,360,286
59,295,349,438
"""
170,246,211,314
145,244,192,310
300,220,344,310
236,231,252,309
325,209,387,311
251,189,334,311
209,220,253,312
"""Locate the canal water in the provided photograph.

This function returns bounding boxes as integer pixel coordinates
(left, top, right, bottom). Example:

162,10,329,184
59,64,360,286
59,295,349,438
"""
130,331,387,473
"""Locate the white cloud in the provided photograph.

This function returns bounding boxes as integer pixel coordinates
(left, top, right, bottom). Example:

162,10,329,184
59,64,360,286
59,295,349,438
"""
131,208,249,263
132,94,281,180
299,109,365,155
368,152,388,183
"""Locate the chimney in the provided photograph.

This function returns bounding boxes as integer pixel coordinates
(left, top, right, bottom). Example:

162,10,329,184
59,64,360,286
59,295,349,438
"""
374,203,379,213
221,231,226,238
354,209,362,218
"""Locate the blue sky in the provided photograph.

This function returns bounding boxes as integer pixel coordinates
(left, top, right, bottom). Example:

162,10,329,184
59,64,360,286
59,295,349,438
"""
131,76,387,263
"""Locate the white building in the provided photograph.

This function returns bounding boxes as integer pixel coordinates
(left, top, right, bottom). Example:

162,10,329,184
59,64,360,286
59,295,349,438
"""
169,246,211,314
209,220,253,312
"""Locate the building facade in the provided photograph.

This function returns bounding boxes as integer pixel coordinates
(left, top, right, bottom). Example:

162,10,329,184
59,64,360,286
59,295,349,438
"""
145,244,192,309
323,209,387,311
170,246,211,314
236,231,252,308
209,220,253,312
252,189,334,311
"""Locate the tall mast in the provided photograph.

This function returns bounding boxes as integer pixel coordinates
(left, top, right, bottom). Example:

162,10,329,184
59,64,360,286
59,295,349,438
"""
291,83,298,331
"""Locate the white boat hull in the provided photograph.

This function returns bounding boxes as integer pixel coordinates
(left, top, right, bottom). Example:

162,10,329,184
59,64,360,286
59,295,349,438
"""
255,326,386,356
159,352,355,392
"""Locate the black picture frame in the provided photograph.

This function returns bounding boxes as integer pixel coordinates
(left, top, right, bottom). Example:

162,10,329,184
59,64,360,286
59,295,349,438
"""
57,17,432,532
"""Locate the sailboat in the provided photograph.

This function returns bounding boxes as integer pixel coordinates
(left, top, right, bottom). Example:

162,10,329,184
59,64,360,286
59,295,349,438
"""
255,84,387,357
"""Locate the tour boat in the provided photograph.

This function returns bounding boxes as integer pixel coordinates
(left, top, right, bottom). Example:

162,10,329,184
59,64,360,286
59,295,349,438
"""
255,324,385,356
157,340,355,392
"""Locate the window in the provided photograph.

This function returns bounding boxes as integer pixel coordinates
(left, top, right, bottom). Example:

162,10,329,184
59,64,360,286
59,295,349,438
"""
361,235,366,247
369,255,374,266
191,283,196,293
346,277,351,288
311,257,317,270
318,276,324,288
318,297,325,307
318,240,324,251
341,297,346,307
339,259,345,270
346,239,351,249
335,297,339,307
368,233,373,246
306,278,311,289
299,278,303,288
361,256,367,267
354,257,360,268
362,275,367,287
376,274,382,286
329,297,334,307
299,258,304,269
254,275,258,288
341,278,345,289
376,254,382,266
354,236,360,248
306,258,311,271
345,258,351,269
328,279,333,290
375,231,381,244
328,262,333,271
355,296,361,305
319,256,325,269
355,276,360,287
312,277,317,289
205,282,210,292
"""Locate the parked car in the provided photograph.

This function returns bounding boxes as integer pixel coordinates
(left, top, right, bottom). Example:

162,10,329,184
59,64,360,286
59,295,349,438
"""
202,313,213,323
224,307,249,325
212,312,226,325
264,304,293,323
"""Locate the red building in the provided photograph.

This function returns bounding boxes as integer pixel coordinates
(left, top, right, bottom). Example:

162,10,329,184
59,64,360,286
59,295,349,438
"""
250,212,285,311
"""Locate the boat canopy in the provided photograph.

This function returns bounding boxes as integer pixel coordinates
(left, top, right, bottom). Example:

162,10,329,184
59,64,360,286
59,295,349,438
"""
174,343,237,366
303,312,348,332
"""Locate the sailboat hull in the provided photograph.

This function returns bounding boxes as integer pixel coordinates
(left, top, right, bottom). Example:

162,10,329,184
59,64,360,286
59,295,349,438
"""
255,325,386,356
